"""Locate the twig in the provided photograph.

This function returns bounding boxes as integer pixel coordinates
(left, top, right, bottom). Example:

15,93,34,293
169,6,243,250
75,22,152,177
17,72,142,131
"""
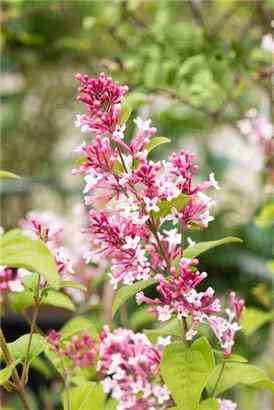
211,359,226,397
0,329,31,410
21,274,41,384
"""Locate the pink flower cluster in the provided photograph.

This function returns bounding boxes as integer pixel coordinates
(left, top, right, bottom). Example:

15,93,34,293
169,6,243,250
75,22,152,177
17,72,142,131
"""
19,212,75,277
98,326,173,410
75,72,128,135
209,291,245,357
73,73,220,286
218,399,237,410
237,109,273,158
136,257,221,340
0,267,24,295
46,329,99,368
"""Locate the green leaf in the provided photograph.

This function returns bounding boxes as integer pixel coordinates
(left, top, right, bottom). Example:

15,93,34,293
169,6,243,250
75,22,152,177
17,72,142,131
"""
74,157,88,166
118,107,132,125
8,289,35,313
113,160,124,174
0,360,20,385
1,231,60,290
22,274,39,293
63,381,96,410
62,382,105,410
173,237,242,268
0,334,45,365
206,363,274,396
199,398,219,410
156,194,190,219
144,319,181,344
161,338,215,410
42,290,75,311
184,237,242,259
105,398,118,409
145,137,170,153
57,281,87,292
112,278,157,317
213,351,248,363
241,307,274,336
0,170,20,180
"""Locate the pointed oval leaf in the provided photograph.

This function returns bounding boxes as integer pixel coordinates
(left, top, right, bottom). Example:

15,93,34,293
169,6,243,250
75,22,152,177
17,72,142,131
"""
206,363,274,397
1,231,60,289
144,319,181,344
161,338,215,410
118,107,132,125
56,281,87,292
241,307,274,336
145,137,171,153
0,170,20,180
112,278,157,317
0,334,45,364
0,360,20,385
41,290,75,311
174,237,242,268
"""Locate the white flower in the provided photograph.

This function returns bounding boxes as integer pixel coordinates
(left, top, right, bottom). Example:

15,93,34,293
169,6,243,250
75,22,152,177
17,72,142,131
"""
82,247,93,264
131,213,149,225
177,305,188,319
143,196,160,212
116,197,138,218
157,305,172,322
157,336,171,347
187,237,196,248
198,191,216,207
54,247,74,274
133,116,151,131
113,123,126,140
122,235,140,250
209,172,220,190
8,279,24,293
186,328,198,341
135,246,148,266
83,170,104,193
200,210,214,227
108,273,119,289
136,265,150,280
165,207,181,225
163,228,181,245
74,140,86,153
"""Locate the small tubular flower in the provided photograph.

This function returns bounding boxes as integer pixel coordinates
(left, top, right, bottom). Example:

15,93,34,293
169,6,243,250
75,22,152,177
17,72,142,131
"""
98,326,173,410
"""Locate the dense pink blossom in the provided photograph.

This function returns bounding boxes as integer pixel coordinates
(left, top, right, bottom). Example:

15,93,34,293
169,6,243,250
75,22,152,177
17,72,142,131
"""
46,329,99,368
98,326,173,410
209,292,244,357
75,72,128,135
136,257,221,340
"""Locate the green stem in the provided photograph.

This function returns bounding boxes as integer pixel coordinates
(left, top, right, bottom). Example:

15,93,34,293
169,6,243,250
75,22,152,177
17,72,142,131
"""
181,226,185,258
178,318,190,348
65,375,71,410
21,274,41,384
211,359,226,397
0,329,31,410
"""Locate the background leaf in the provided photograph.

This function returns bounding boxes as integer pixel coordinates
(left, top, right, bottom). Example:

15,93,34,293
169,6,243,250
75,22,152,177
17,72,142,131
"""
206,363,274,396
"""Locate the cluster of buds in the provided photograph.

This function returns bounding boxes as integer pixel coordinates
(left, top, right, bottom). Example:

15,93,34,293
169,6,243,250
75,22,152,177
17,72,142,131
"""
75,72,128,135
73,73,220,287
136,257,221,341
98,326,173,410
209,292,245,357
46,330,99,368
